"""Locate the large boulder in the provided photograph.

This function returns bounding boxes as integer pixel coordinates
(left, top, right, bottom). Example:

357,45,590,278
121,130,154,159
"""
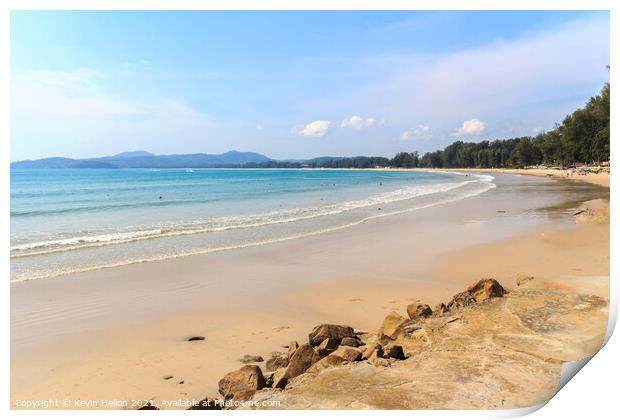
331,345,362,362
308,324,356,346
377,312,408,340
218,365,266,401
273,343,321,388
265,355,288,372
406,303,433,320
306,354,346,374
467,278,507,301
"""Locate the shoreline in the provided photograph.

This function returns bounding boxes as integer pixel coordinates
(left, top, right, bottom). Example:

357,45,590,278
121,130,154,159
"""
11,173,610,408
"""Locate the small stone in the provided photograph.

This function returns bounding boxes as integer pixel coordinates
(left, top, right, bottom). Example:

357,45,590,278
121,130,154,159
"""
239,354,264,364
186,336,205,341
434,303,448,316
406,303,433,320
163,375,174,380
138,402,159,410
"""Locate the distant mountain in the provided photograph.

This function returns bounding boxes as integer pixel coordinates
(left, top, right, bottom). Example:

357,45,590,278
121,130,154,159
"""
112,151,155,158
11,150,274,169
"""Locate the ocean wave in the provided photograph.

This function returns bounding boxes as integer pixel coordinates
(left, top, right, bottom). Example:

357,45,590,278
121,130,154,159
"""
11,175,493,258
10,176,496,282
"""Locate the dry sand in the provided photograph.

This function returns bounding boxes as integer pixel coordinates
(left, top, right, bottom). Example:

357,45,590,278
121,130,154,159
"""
437,167,610,188
10,172,610,409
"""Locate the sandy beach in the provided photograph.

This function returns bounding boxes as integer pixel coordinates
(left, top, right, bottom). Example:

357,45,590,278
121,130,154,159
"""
10,172,610,409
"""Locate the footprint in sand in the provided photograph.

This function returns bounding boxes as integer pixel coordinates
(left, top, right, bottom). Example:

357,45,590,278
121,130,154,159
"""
273,326,290,332
349,298,364,302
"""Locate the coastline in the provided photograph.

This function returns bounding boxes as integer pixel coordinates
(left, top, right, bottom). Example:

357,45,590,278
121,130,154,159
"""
429,167,610,188
11,172,610,409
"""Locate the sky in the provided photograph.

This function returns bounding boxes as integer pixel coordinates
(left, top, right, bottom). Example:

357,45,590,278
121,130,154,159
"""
10,10,610,161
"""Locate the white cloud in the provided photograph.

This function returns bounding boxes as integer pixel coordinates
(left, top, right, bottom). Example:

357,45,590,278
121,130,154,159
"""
453,119,486,137
256,124,263,130
400,125,431,141
295,120,331,137
313,15,609,148
339,115,381,129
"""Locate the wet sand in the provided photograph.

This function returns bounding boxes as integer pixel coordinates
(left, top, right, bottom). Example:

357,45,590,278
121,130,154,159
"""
10,173,609,409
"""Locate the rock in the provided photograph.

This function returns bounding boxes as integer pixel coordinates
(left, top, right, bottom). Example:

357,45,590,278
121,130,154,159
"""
272,368,288,389
340,337,364,347
332,345,363,362
362,343,384,360
447,291,476,310
186,336,205,341
239,354,264,364
467,278,507,302
308,324,356,346
188,398,223,410
407,303,433,320
137,402,159,410
265,355,289,372
434,303,448,315
318,337,340,352
382,344,406,360
288,341,299,359
306,354,346,374
273,343,321,389
218,365,266,401
317,348,331,358
377,312,408,340
162,375,174,380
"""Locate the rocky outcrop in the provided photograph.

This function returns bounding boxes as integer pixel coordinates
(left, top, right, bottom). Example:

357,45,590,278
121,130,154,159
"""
248,276,609,409
218,365,266,401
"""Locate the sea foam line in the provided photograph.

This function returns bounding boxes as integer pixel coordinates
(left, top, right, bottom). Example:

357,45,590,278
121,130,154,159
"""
10,176,495,283
11,177,486,258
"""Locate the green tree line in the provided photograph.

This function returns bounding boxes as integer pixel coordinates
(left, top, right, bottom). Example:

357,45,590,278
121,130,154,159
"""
308,83,609,169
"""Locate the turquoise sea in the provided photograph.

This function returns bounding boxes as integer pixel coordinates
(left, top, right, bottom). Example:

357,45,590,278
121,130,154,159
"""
10,169,495,282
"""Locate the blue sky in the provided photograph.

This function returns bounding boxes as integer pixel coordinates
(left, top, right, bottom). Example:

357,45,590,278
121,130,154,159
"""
11,10,610,161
